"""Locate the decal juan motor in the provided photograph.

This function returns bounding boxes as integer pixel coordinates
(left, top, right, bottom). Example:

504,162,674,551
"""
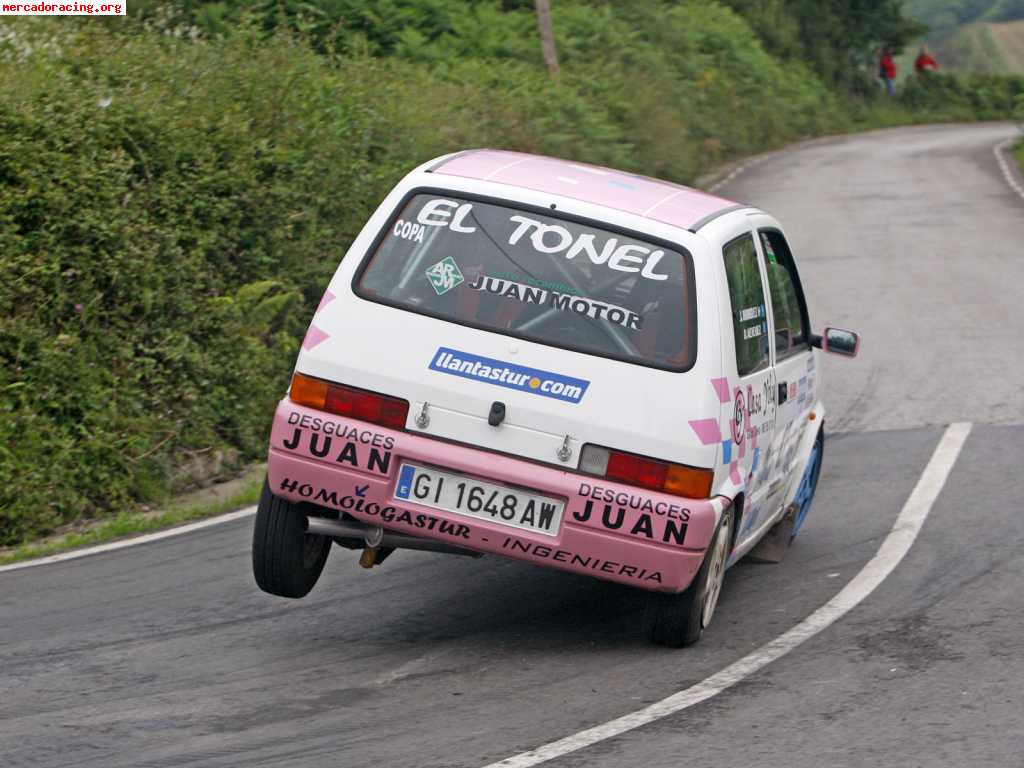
466,274,643,330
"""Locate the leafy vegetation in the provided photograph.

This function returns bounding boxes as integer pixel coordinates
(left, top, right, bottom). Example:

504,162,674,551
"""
721,0,924,90
904,0,1024,72
905,0,1024,30
0,1,1021,547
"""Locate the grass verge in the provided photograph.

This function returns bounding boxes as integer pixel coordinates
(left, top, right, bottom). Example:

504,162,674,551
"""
0,465,264,566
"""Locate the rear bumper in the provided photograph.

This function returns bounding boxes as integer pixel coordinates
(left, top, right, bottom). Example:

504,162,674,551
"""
266,400,727,593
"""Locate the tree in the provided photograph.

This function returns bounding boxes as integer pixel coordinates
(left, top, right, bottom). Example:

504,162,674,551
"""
535,0,560,77
717,0,925,90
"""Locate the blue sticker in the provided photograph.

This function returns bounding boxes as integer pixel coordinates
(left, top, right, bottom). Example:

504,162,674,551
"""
395,465,415,499
429,347,590,404
721,440,732,464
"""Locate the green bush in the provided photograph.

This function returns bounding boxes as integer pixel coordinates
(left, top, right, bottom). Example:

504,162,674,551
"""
0,10,839,544
898,70,1024,118
0,3,1019,546
0,26,493,543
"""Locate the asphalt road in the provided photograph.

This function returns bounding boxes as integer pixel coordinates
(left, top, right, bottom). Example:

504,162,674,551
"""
2,123,1022,768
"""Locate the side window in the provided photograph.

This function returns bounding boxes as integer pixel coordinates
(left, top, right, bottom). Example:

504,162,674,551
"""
760,230,810,360
723,234,769,376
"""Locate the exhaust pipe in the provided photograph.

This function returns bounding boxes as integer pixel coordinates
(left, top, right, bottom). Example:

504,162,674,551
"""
305,516,482,558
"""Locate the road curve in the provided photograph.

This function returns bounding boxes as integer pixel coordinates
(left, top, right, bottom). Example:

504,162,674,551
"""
2,123,1023,768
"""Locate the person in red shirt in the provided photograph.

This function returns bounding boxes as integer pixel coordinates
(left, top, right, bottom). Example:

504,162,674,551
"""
915,45,939,75
879,48,897,95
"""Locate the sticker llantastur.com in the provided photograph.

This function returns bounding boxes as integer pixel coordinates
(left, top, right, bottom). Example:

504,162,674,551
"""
429,347,590,404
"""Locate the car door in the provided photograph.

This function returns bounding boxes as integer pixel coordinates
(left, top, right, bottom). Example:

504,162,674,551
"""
752,219,815,512
720,226,777,550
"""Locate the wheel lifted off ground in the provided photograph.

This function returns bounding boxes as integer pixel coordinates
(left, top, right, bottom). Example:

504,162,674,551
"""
642,505,734,647
252,479,331,598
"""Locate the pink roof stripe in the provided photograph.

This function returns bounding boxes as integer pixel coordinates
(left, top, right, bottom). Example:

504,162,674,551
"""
433,150,740,231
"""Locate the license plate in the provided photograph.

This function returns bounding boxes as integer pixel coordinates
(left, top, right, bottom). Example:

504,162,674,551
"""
394,463,563,537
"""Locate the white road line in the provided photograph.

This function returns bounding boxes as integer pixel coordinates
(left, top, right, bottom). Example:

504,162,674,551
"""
483,422,973,768
994,137,1024,201
0,506,257,574
707,153,771,193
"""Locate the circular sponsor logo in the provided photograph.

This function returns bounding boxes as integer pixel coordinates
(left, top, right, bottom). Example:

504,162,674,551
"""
732,391,746,445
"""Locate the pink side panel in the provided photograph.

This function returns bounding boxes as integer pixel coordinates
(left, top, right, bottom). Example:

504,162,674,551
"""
689,418,723,446
711,377,731,404
302,324,329,351
316,290,336,315
729,462,742,485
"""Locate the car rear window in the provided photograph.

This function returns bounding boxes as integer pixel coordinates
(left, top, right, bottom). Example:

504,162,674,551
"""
355,193,697,370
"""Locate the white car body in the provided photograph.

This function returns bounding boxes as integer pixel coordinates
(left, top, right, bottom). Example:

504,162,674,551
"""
261,150,852,615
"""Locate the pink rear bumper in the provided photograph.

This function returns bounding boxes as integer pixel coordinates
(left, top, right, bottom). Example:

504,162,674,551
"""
266,400,727,593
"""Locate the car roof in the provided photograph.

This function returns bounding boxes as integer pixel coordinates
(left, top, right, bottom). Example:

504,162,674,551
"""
427,149,745,233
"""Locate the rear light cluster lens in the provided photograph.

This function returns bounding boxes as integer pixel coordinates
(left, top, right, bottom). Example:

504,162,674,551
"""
289,372,409,431
580,445,714,499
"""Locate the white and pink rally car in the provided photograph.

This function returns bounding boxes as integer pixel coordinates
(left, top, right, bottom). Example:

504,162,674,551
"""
252,150,859,647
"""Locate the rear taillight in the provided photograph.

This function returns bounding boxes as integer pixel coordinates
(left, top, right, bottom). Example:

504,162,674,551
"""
580,445,714,499
289,372,409,431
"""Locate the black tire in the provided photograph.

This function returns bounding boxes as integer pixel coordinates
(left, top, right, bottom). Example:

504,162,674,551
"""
642,506,734,647
252,479,331,598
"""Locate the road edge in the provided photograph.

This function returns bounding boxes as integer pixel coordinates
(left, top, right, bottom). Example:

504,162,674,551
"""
994,136,1024,200
0,504,258,574
482,423,973,768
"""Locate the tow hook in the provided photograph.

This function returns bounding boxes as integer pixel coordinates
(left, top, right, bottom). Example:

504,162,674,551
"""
359,526,387,569
359,547,380,568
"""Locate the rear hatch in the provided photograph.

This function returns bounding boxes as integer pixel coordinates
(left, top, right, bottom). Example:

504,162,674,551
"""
297,192,720,471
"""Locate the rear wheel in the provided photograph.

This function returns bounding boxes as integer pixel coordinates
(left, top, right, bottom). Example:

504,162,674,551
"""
642,506,734,647
252,479,331,598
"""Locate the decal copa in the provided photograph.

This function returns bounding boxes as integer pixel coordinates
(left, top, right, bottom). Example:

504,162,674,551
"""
429,347,590,404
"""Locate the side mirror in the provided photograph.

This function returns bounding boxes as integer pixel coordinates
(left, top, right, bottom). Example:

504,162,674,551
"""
811,327,860,358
